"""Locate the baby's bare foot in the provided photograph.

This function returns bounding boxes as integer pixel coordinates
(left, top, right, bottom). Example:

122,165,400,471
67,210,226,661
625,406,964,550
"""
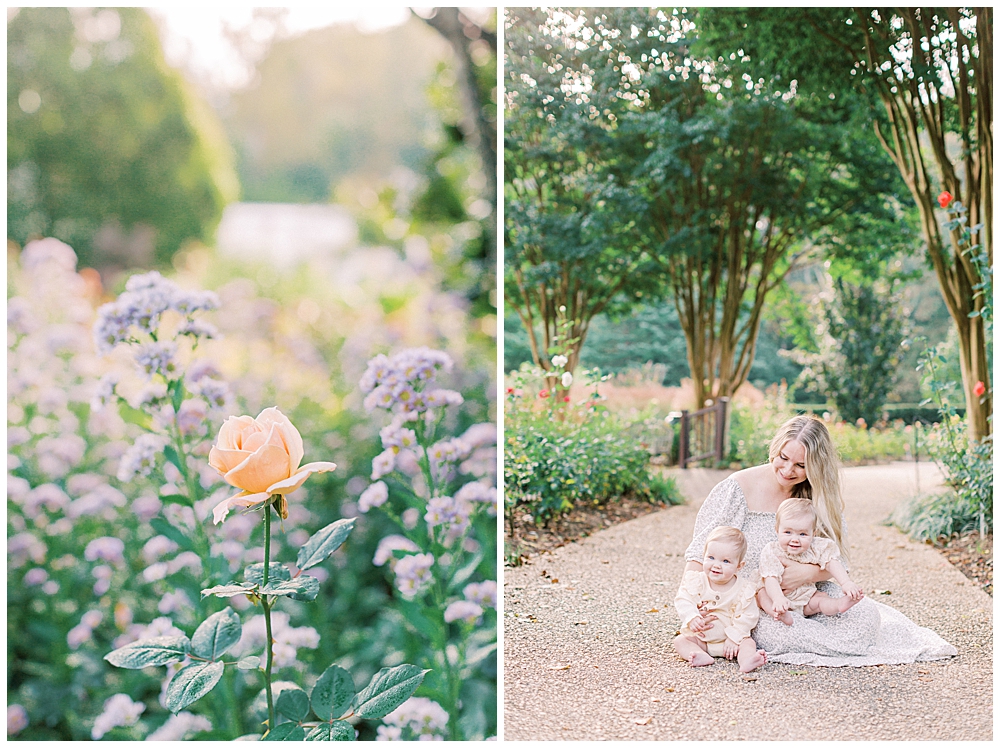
739,649,767,673
777,611,793,626
689,651,715,667
837,596,860,614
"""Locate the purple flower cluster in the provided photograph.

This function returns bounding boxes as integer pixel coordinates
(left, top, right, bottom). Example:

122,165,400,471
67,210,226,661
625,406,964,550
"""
91,693,145,740
360,348,458,414
376,697,449,741
93,271,219,355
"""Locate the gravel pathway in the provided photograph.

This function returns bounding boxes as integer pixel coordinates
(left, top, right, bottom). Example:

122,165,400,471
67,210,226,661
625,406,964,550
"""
502,462,992,740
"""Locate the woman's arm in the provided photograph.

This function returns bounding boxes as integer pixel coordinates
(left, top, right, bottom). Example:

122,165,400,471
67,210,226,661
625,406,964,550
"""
779,560,831,592
684,560,702,573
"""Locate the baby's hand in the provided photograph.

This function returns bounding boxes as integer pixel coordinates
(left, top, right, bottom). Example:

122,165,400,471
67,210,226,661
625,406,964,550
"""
688,613,717,633
841,580,864,601
770,595,790,619
722,638,740,660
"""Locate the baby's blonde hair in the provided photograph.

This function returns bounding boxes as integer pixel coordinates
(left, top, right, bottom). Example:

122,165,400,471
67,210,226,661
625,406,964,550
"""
775,498,817,532
769,415,848,565
704,525,747,566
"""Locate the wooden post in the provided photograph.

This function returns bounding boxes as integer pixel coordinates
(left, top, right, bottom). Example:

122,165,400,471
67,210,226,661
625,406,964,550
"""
715,397,729,465
679,410,689,469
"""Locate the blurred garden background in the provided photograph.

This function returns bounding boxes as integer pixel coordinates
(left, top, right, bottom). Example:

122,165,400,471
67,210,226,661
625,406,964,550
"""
503,7,991,589
8,6,497,741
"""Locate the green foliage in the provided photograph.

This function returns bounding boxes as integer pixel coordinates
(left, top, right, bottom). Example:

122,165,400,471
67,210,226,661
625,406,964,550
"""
794,273,909,426
7,8,235,267
296,519,357,570
164,661,225,713
103,636,190,670
504,364,683,524
190,608,242,660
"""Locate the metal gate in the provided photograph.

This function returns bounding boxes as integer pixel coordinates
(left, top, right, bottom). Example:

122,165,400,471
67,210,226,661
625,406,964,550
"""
678,397,729,468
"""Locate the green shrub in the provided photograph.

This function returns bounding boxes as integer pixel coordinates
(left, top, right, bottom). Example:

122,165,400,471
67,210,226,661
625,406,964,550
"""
504,363,681,525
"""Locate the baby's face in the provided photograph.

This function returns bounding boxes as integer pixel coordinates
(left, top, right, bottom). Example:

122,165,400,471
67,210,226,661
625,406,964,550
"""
702,539,742,585
777,514,814,556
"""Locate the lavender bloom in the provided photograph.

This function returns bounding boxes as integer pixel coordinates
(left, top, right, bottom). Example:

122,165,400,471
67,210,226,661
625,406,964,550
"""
24,568,48,586
68,484,127,519
176,398,208,435
461,422,497,448
425,389,464,408
24,483,71,517
189,378,229,409
463,580,497,608
66,472,107,497
371,449,396,480
142,535,179,563
91,694,145,740
134,341,178,379
157,590,192,615
443,600,483,624
359,348,454,413
7,475,31,504
91,373,119,412
379,422,417,452
93,564,113,596
117,434,165,482
393,553,434,598
7,704,29,736
177,319,218,339
359,481,389,513
84,537,125,564
373,535,420,568
8,533,46,568
132,494,163,521
377,697,449,741
146,712,212,741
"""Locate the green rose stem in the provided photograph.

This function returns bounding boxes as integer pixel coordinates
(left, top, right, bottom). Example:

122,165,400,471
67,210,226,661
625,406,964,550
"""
262,500,276,733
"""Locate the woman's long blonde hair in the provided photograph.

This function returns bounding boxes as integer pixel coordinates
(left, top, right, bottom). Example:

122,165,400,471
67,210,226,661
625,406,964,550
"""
768,415,848,565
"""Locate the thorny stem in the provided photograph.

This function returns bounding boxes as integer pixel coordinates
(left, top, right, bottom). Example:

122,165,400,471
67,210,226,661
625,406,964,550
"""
262,503,276,732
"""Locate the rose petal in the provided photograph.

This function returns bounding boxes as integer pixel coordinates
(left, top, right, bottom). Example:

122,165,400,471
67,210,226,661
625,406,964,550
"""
209,446,251,475
266,461,337,495
212,491,269,524
241,422,284,455
216,415,258,450
224,442,293,494
256,407,304,474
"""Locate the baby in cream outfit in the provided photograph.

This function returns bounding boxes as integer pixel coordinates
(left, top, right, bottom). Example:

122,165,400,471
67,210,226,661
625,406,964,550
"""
673,525,766,672
757,498,864,624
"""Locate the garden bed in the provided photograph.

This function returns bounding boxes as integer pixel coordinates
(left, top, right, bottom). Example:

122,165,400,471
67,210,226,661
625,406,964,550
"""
936,532,992,596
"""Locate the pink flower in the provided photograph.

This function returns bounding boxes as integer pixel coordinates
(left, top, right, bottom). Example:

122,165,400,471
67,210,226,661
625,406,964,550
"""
209,407,335,524
973,381,986,397
538,389,549,399
938,191,953,208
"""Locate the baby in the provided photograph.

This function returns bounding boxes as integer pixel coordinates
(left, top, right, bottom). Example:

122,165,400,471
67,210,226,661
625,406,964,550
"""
757,498,864,625
673,525,767,673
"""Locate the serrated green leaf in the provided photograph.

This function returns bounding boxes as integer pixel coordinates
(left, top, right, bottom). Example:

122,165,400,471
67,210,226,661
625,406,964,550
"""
259,576,320,601
352,664,428,720
149,517,195,552
311,665,355,721
296,518,356,571
191,608,241,660
245,562,292,586
201,583,256,599
276,687,310,722
263,723,305,741
305,722,355,741
164,661,224,713
104,635,190,669
237,656,261,671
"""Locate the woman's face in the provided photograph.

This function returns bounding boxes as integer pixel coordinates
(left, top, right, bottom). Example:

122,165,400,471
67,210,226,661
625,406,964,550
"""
772,439,807,490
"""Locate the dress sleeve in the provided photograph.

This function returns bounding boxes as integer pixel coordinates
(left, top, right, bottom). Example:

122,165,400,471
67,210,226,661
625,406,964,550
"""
684,477,747,562
674,570,704,627
809,537,841,570
724,576,760,644
757,542,785,579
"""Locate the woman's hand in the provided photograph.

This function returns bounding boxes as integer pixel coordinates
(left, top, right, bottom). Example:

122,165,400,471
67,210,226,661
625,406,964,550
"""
779,560,829,592
722,638,740,660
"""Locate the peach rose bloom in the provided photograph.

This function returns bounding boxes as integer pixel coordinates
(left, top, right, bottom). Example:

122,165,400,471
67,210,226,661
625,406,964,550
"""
209,407,335,524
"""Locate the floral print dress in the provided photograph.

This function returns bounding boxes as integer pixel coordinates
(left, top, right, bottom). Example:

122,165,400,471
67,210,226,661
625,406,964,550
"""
684,477,958,666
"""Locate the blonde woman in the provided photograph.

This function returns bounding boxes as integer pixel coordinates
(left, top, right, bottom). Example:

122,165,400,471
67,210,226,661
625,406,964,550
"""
683,415,956,666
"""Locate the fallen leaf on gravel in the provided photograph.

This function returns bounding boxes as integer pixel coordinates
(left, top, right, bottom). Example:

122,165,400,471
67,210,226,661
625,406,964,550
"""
647,608,659,613
601,560,610,564
651,698,661,703
742,675,757,682
635,717,652,725
729,720,737,726
874,589,892,595
918,677,933,682
664,687,675,692
573,620,588,625
790,670,808,676
547,663,571,670
551,578,559,584
887,555,895,559
918,669,929,674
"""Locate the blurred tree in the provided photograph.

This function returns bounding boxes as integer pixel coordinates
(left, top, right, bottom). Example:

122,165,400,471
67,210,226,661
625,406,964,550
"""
793,272,910,426
7,7,237,271
696,6,992,439
504,8,661,378
512,7,906,409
